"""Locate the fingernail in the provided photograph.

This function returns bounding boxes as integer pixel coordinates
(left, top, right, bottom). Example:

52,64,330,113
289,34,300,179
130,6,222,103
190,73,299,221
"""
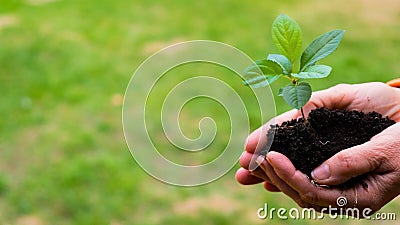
311,163,331,180
256,155,265,165
255,155,267,172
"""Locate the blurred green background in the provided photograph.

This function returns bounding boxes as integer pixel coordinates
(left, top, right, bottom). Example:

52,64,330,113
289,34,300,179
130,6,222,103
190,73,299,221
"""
1,0,399,224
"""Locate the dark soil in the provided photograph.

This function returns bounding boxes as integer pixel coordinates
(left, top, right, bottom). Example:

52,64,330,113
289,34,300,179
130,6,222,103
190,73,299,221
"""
263,107,395,188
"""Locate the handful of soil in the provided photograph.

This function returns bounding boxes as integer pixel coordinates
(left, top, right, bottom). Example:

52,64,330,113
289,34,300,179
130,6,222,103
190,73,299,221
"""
263,107,395,187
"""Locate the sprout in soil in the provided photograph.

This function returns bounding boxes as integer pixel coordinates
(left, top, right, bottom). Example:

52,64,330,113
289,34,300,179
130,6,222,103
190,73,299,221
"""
243,14,345,119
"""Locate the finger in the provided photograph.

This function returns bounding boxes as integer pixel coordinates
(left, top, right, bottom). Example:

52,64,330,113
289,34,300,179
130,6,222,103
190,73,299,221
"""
306,84,353,110
251,168,272,183
264,151,322,207
238,151,252,169
348,82,400,121
262,153,362,211
263,181,281,192
311,123,400,185
310,142,384,186
239,152,273,182
239,151,270,174
258,158,314,208
309,82,400,121
235,168,264,185
266,151,351,207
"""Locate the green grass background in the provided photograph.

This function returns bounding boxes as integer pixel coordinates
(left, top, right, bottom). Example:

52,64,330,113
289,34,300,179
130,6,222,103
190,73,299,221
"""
1,0,399,224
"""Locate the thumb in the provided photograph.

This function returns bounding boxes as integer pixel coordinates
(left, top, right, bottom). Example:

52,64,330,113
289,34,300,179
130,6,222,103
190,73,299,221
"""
310,141,383,185
311,123,400,185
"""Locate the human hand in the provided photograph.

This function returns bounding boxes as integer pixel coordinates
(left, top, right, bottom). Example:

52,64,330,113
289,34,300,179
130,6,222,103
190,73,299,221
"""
236,82,400,213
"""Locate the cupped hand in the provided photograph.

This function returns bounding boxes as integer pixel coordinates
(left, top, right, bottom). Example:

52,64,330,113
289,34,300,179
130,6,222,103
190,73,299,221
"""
236,82,400,213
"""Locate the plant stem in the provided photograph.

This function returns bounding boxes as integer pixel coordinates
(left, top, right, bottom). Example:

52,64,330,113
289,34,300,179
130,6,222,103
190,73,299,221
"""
300,107,305,119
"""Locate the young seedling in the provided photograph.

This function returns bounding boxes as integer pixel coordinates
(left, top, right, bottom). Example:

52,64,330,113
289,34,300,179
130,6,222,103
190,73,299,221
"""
244,14,345,119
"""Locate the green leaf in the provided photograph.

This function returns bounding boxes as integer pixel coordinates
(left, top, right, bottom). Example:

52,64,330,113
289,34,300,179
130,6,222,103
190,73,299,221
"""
272,14,302,63
243,75,281,88
300,30,345,70
281,82,312,109
243,59,283,87
292,65,332,79
265,74,281,85
244,59,283,76
278,87,284,96
267,54,292,74
243,76,268,88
